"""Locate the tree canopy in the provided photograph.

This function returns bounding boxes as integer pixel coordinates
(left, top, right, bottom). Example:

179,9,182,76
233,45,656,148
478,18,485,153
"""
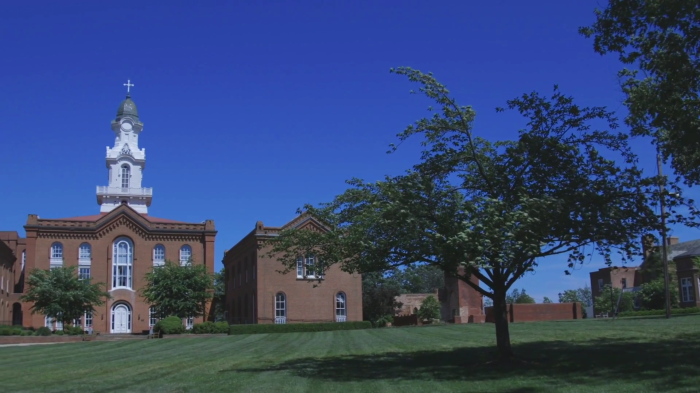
581,0,700,185
506,288,536,304
265,68,698,360
20,266,110,328
140,260,214,319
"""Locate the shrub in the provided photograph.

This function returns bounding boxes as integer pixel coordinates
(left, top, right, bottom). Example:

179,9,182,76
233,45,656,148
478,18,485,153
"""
65,326,84,335
229,321,371,335
618,307,700,318
417,295,441,321
373,315,393,328
54,330,64,336
154,316,185,335
214,321,229,333
192,322,214,334
35,327,52,336
0,326,24,336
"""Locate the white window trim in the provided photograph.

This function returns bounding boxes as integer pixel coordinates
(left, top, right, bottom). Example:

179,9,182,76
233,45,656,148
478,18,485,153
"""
153,245,165,266
50,243,63,267
112,238,133,290
681,277,695,302
79,243,91,265
336,292,347,322
179,245,192,266
275,293,286,324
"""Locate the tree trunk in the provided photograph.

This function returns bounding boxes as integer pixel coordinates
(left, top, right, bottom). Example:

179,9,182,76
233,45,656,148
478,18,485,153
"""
493,291,514,360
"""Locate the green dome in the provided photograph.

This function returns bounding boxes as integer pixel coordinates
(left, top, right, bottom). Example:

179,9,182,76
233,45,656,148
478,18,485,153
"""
116,95,139,119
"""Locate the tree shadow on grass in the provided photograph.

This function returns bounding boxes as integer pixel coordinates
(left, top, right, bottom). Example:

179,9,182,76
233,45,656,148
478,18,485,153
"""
227,334,700,390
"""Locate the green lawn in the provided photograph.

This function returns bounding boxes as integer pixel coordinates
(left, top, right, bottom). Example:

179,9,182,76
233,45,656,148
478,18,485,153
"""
2,316,699,392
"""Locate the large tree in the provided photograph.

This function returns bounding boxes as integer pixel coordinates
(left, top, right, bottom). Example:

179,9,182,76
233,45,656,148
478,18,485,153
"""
140,260,214,319
580,0,700,185
390,264,445,294
361,271,403,325
265,68,698,360
20,266,110,329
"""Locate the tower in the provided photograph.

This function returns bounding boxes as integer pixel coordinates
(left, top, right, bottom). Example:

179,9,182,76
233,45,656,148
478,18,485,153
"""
96,83,152,214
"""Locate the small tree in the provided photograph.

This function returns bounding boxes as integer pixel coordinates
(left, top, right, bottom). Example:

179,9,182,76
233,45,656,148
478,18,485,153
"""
20,266,110,329
140,260,214,319
639,277,679,310
542,297,553,304
362,271,403,325
212,269,226,321
417,295,441,321
594,285,635,315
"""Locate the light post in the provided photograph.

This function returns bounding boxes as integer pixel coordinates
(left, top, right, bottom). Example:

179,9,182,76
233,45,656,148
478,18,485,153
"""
657,154,672,319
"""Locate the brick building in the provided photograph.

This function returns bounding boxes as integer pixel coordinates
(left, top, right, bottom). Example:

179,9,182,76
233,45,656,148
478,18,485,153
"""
589,266,641,315
0,232,25,325
0,89,216,333
223,215,362,324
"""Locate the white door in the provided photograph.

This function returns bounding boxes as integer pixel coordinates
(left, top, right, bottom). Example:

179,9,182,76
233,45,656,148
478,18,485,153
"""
112,304,131,333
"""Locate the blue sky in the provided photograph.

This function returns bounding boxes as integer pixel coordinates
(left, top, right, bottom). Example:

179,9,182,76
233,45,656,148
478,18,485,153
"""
2,1,698,302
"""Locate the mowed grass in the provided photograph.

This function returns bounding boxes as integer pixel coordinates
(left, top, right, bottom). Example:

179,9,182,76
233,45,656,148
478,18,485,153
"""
2,316,700,392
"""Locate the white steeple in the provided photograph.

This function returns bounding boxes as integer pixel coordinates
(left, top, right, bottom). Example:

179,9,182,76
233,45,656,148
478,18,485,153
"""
96,83,152,213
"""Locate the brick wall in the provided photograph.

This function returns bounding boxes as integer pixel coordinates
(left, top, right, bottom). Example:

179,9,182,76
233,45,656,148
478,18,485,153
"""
484,302,582,323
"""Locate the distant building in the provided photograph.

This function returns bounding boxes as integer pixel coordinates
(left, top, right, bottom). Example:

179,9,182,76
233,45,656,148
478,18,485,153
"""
223,215,362,324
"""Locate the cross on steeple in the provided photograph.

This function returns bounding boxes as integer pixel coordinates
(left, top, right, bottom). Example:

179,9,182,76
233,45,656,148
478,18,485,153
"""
123,79,134,94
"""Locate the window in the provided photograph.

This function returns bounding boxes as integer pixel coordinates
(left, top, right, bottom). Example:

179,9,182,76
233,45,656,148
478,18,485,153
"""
185,316,194,330
681,277,695,302
305,255,315,278
22,250,26,271
149,307,158,328
275,293,286,324
597,278,604,291
621,278,627,289
296,256,304,278
50,242,63,268
153,244,165,266
179,245,192,266
112,237,133,289
45,316,63,331
336,292,346,322
84,312,93,329
121,165,130,189
79,243,91,263
78,267,91,280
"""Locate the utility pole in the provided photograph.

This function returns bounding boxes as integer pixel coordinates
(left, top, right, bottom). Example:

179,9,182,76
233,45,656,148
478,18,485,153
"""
657,154,672,319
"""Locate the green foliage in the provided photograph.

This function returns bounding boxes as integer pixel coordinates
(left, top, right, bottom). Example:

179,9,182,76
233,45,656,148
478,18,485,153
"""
212,269,226,322
507,288,536,304
154,316,185,335
20,266,110,328
594,285,636,314
542,297,553,304
263,68,698,358
618,307,700,318
581,1,700,186
417,295,441,320
140,260,214,319
192,321,229,334
64,326,85,335
0,326,24,336
639,278,680,310
558,286,593,307
35,327,52,336
390,264,445,294
228,321,371,335
362,271,403,325
374,315,394,328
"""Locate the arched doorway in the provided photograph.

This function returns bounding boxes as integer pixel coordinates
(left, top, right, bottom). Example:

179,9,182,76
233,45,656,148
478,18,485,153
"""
111,303,132,333
12,303,22,326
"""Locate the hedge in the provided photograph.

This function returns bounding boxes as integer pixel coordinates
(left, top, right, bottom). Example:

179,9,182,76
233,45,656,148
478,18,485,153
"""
192,321,229,334
154,316,185,334
617,307,700,318
229,321,371,335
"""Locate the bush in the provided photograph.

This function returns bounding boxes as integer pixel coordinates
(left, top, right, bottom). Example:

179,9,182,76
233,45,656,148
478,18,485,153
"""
0,325,24,336
54,330,64,335
35,327,52,336
229,321,371,335
373,315,393,328
64,326,84,335
417,295,441,321
618,307,700,318
154,316,185,335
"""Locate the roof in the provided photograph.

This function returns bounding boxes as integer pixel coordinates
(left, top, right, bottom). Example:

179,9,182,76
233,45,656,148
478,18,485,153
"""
46,212,187,224
667,239,700,260
116,95,138,119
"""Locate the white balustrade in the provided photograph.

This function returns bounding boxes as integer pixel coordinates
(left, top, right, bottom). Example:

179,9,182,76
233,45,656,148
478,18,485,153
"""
96,186,153,196
274,317,287,324
336,315,347,323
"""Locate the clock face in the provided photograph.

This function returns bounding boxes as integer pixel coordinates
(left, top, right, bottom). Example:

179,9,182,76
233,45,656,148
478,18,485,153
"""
121,122,133,131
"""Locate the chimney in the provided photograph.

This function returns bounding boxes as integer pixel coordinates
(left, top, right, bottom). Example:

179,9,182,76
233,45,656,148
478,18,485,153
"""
668,237,680,246
642,234,655,259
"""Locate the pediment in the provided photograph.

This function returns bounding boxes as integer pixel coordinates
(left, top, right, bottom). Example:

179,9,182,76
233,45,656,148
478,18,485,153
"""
281,214,330,233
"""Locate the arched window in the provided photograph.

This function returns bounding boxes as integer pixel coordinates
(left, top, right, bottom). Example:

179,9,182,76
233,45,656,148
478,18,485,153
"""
336,292,347,322
21,250,25,272
78,243,91,280
179,245,192,266
275,293,286,324
121,165,130,189
112,237,133,289
50,243,63,269
153,244,165,266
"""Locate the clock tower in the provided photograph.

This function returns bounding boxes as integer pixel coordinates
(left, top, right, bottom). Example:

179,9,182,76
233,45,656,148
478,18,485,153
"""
96,86,152,214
